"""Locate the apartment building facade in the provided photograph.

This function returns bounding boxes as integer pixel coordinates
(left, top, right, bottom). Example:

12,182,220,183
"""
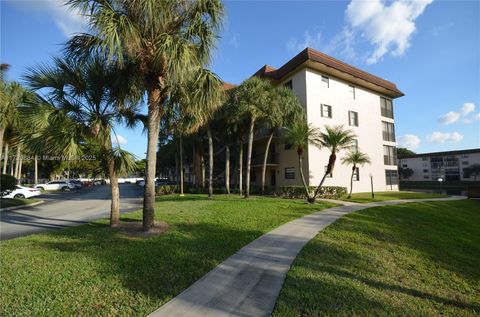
398,149,480,181
250,48,404,192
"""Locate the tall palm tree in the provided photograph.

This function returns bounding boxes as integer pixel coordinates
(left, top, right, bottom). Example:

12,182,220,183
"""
1,81,23,173
313,125,356,199
175,69,225,198
283,122,321,202
260,87,303,194
25,56,140,226
233,77,271,198
66,0,224,231
341,150,371,198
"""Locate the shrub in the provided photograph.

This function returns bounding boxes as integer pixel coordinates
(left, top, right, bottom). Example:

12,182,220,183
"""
1,174,17,192
274,186,347,199
155,184,180,196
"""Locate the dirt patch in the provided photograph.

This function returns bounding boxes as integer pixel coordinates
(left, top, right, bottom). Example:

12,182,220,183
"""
112,221,170,238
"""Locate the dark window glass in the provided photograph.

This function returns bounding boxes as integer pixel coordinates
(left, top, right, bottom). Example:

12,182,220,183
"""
285,167,295,179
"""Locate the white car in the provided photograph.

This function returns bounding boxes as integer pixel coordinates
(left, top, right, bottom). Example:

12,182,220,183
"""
2,185,41,199
35,181,75,191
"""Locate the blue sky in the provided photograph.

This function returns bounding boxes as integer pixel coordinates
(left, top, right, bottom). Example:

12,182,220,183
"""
2,0,479,158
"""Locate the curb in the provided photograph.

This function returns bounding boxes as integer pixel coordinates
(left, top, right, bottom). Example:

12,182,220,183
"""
0,200,45,212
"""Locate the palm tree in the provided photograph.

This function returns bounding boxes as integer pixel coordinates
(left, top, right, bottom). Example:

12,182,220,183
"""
66,0,224,231
170,69,225,198
25,56,140,226
260,87,303,194
313,125,356,199
341,150,371,198
283,122,321,202
233,77,271,198
1,81,23,173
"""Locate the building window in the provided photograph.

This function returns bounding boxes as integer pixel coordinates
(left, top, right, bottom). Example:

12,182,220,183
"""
462,161,469,165
463,168,471,179
285,167,295,179
350,139,358,152
385,170,398,186
461,154,469,159
380,97,394,118
349,111,359,127
324,166,333,178
422,157,428,161
353,167,360,181
424,175,430,179
321,75,329,88
402,164,407,168
382,121,395,142
284,143,292,150
284,80,293,90
321,104,332,118
383,145,397,165
348,85,356,99
423,169,429,173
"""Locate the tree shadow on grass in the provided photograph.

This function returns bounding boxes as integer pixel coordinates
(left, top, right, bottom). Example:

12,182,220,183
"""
36,221,267,313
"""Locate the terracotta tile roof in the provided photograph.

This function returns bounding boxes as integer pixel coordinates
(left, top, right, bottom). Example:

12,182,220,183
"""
222,82,237,90
254,47,404,97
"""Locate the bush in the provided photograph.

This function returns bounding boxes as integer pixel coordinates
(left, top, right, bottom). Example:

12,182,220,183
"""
1,174,17,191
155,184,180,196
274,186,347,199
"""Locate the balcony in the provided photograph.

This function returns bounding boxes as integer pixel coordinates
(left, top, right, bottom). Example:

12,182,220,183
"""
251,152,279,167
254,127,280,141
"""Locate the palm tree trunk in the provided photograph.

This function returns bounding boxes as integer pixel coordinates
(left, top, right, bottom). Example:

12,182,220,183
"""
261,131,274,194
108,160,120,226
238,135,243,196
201,155,205,190
2,142,8,174
348,164,355,199
225,145,230,194
143,88,163,231
314,153,336,198
14,145,21,180
174,153,179,183
10,157,14,176
298,154,313,202
179,133,184,196
207,125,214,198
18,156,23,184
0,127,4,169
34,154,38,184
245,118,255,198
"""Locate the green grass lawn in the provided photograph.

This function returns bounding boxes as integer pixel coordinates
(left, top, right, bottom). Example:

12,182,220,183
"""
0,198,40,209
272,199,480,317
0,194,334,317
343,191,447,203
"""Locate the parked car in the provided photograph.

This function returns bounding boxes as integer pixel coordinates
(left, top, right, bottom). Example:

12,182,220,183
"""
67,179,83,189
35,181,75,191
137,180,145,187
1,185,41,199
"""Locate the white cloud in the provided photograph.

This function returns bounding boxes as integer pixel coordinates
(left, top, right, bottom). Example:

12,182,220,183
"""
438,102,476,125
229,33,240,48
287,30,322,52
346,0,433,64
460,102,475,115
427,131,463,144
112,134,128,145
10,0,88,37
438,111,460,125
475,113,480,121
397,134,421,150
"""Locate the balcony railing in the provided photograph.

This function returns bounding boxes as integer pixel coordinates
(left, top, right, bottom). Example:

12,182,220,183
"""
254,127,280,140
251,152,279,165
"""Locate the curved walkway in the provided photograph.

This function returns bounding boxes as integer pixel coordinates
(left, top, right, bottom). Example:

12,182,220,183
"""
148,196,466,317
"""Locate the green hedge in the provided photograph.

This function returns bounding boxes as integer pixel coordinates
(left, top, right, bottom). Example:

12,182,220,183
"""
1,174,17,191
155,184,346,199
273,186,347,199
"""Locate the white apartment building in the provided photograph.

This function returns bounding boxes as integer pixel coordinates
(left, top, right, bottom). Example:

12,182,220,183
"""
250,48,404,192
399,149,480,181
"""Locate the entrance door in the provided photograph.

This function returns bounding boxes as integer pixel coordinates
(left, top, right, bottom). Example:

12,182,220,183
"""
270,170,276,186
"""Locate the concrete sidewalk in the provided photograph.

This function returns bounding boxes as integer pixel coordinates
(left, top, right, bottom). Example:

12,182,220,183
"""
148,196,466,317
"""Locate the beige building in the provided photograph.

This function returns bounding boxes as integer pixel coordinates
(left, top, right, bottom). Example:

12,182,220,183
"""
249,48,404,192
399,149,480,181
